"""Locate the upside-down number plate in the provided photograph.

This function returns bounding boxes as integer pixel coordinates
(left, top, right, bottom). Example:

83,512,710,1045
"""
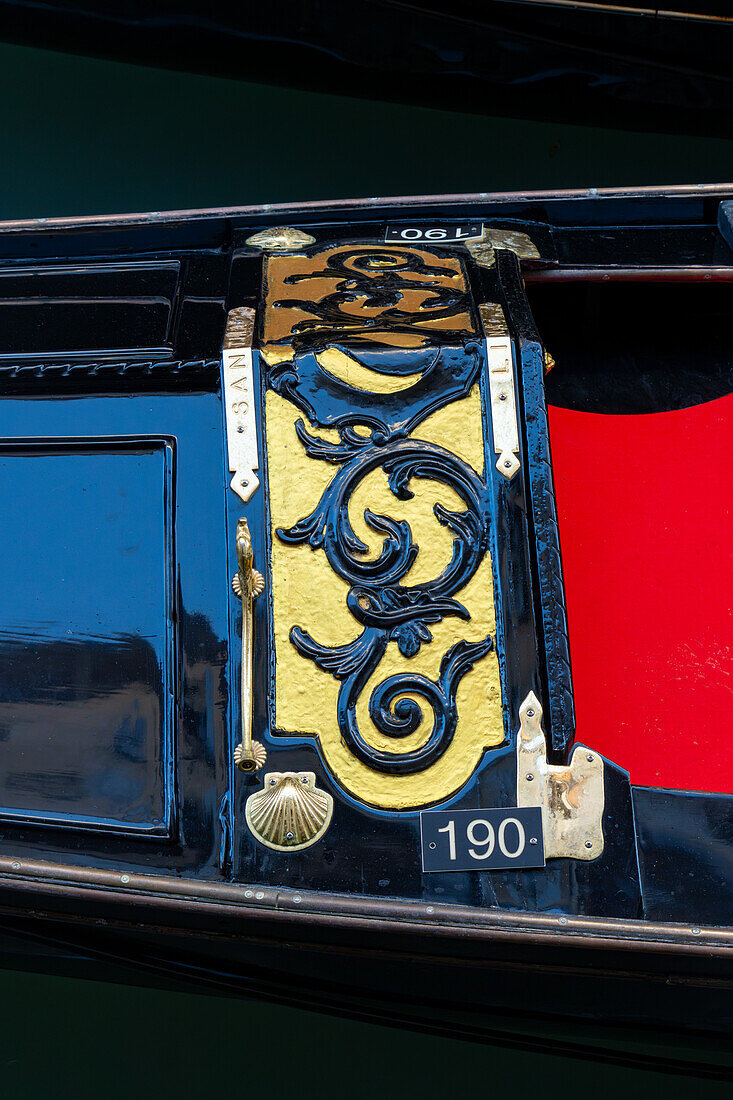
420,806,545,872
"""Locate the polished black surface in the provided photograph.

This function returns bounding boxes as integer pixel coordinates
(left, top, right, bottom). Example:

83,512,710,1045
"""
533,282,733,415
0,1,732,138
494,251,575,757
633,788,733,926
0,261,178,356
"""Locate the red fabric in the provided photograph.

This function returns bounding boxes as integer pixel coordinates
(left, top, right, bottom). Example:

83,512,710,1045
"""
547,393,733,794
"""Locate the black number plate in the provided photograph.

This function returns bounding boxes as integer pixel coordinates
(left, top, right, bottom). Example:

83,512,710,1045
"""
420,806,545,872
385,223,482,244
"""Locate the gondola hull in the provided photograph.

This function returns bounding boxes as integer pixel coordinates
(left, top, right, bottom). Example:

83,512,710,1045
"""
0,186,731,1045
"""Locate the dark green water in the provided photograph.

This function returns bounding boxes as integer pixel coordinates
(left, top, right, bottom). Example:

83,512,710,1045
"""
0,40,731,1094
0,41,732,218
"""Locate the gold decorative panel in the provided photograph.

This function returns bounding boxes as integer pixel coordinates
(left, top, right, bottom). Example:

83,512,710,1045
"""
259,241,505,810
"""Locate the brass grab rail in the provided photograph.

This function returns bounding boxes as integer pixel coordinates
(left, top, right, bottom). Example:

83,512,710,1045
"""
232,517,266,773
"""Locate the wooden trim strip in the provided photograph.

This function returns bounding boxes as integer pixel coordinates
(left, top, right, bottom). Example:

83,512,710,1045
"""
0,855,731,958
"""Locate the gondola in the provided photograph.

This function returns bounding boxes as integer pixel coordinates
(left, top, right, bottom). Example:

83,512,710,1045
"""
0,185,731,1052
1,1,732,137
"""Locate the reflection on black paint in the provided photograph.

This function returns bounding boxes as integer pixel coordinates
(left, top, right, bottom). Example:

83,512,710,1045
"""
0,631,165,827
0,442,173,833
531,282,733,414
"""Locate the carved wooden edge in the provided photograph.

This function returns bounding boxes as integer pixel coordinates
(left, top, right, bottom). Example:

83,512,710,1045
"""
0,359,218,380
495,249,576,756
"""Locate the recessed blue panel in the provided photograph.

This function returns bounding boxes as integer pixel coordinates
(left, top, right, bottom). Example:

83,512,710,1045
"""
0,439,174,834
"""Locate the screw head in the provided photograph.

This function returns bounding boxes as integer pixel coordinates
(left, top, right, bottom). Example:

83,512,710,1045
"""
293,895,302,904
584,841,593,849
504,460,512,468
237,425,244,433
692,928,701,936
426,906,435,914
529,837,538,845
558,916,568,925
586,754,594,762
526,773,534,781
286,831,294,841
300,776,308,784
527,708,534,717
121,874,130,883
10,861,20,870
269,778,277,786
429,842,436,850
499,393,507,401
255,891,264,900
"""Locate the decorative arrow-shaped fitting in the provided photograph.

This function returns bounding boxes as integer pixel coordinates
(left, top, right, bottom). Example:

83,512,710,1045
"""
516,691,604,860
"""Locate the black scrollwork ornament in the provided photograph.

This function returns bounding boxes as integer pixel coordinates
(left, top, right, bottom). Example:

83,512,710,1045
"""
264,241,494,777
276,422,493,775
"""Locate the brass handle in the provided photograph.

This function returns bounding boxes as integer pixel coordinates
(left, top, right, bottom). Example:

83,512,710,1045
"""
232,517,266,773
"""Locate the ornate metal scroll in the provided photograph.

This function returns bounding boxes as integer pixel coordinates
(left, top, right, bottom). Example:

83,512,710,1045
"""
262,242,505,809
232,518,266,773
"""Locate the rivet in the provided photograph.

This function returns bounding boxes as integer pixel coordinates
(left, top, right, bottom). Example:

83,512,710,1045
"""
526,708,534,717
286,831,294,841
504,460,512,468
237,425,244,433
255,891,265,900
10,861,20,870
558,916,568,925
240,479,248,487
499,393,507,401
293,895,302,904
584,841,593,849
586,754,594,762
692,928,701,936
526,773,534,781
120,874,130,883
269,778,277,786
244,889,253,898
300,777,308,784
529,837,538,845
429,842,436,850
426,906,435,914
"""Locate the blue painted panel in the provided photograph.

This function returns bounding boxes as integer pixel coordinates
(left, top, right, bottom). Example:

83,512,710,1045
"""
0,391,230,877
0,440,174,834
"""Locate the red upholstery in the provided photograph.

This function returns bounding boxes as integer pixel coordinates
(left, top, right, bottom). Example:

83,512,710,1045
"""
547,394,733,794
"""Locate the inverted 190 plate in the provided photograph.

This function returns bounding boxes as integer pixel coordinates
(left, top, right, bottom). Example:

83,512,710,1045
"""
420,806,545,873
385,222,482,243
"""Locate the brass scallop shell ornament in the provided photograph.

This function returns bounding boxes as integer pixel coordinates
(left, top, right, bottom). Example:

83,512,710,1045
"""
246,772,334,852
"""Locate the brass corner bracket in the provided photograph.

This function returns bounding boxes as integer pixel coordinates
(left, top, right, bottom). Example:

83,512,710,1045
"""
246,772,334,852
516,692,604,861
466,228,540,268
